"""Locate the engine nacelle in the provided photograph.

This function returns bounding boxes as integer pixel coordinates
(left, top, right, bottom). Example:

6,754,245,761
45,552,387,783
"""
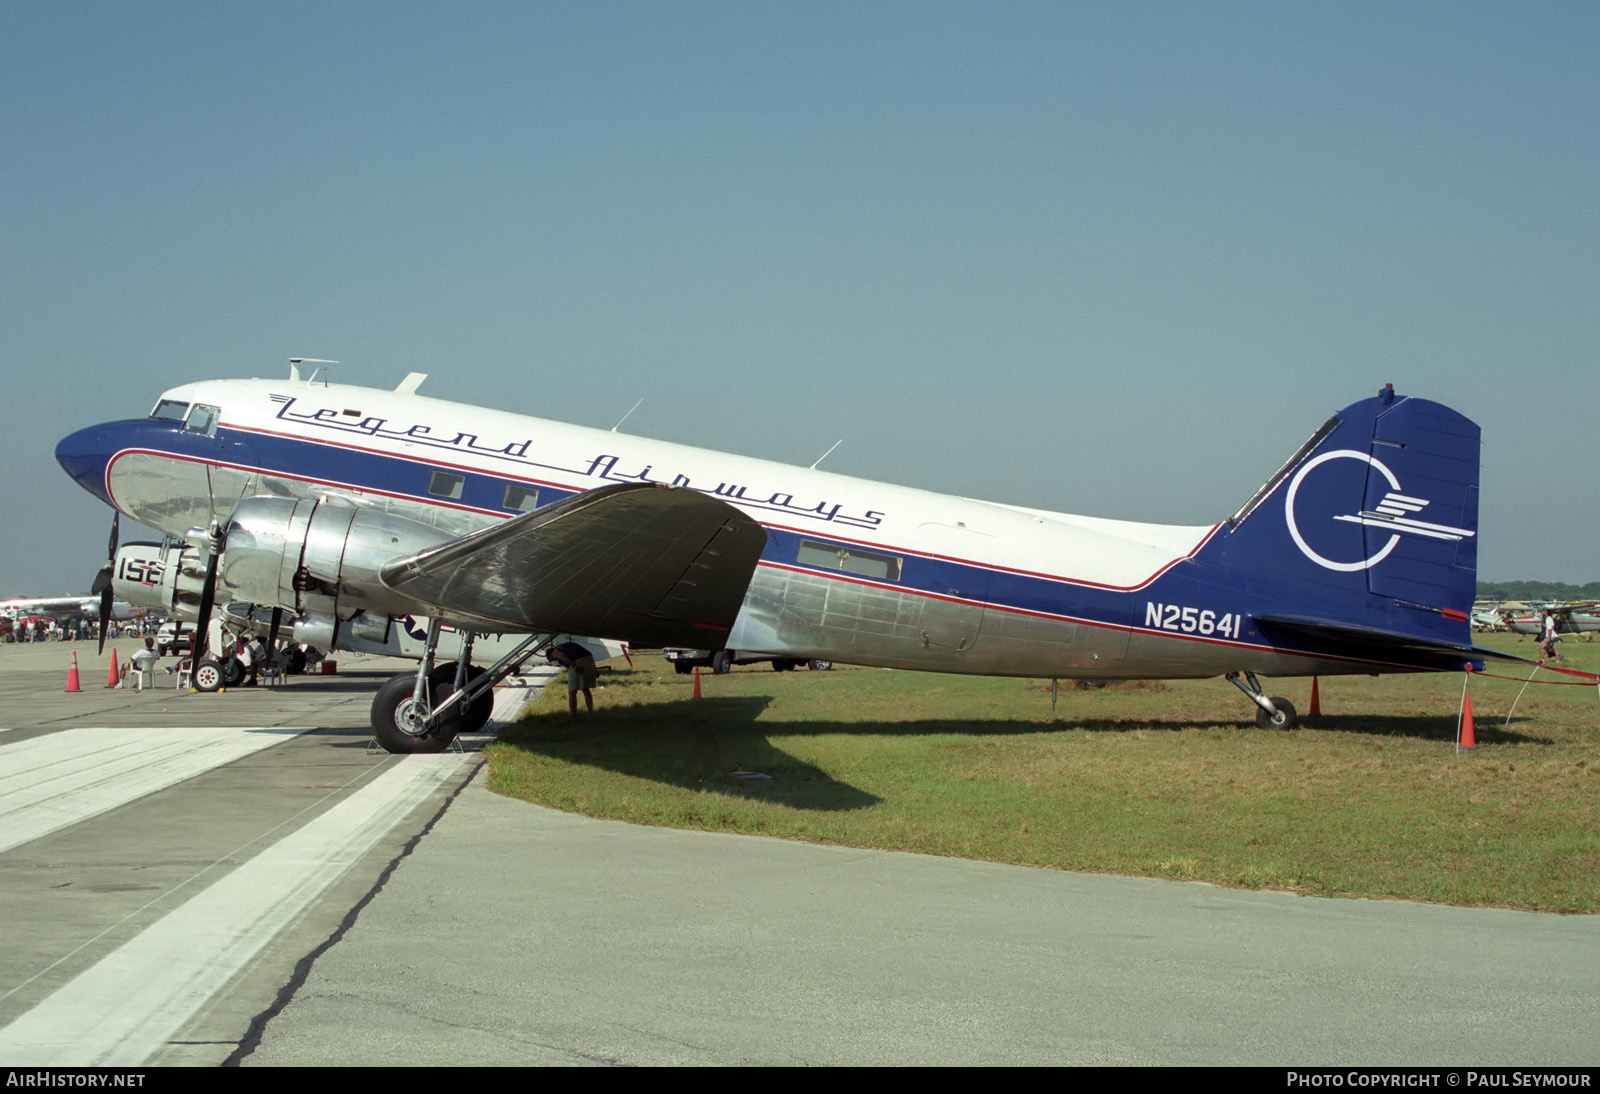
220,497,454,623
112,541,209,619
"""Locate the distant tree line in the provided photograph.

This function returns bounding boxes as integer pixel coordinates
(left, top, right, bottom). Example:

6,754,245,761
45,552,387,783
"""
1477,581,1600,601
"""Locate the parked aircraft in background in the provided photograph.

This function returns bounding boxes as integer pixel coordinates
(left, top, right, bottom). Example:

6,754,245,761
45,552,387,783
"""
1490,602,1600,639
0,594,138,624
57,367,1503,752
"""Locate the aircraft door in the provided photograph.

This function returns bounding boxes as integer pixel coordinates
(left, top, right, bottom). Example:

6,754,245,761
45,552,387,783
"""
914,523,992,656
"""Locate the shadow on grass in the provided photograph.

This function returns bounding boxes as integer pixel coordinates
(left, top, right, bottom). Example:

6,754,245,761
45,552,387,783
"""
496,696,884,812
1299,713,1551,745
492,691,1552,814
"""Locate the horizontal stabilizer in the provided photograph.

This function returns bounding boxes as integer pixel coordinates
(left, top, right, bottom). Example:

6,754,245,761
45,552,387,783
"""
1254,613,1525,667
380,482,766,647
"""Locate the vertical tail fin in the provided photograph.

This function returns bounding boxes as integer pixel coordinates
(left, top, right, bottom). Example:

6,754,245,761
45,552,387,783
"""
1213,386,1480,648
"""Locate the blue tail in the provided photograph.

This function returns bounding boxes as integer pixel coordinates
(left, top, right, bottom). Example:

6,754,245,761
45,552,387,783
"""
1209,385,1480,656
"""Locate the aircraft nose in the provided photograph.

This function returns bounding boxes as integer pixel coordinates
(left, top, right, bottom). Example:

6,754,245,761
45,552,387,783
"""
56,424,115,505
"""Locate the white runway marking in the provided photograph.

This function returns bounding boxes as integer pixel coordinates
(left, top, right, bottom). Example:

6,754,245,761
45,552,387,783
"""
0,752,475,1066
0,726,310,855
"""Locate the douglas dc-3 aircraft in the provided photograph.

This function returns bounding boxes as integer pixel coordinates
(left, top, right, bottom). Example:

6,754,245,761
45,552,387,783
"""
57,366,1500,752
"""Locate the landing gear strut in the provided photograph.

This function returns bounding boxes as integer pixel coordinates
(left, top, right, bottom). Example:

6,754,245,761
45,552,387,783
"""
1226,671,1298,729
368,625,558,753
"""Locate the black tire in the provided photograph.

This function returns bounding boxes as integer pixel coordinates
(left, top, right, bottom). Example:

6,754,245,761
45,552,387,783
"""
192,658,225,692
219,657,246,688
808,659,833,671
370,673,458,754
674,661,693,675
286,646,307,675
771,659,796,672
711,649,732,675
431,662,494,734
1255,697,1298,729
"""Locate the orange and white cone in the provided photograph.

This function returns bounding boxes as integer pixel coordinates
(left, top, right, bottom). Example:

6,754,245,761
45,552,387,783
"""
106,651,121,689
66,651,81,693
1457,669,1477,753
1308,676,1322,719
693,666,702,699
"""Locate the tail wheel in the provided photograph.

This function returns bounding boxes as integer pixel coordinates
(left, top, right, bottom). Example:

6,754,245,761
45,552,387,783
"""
370,673,457,754
1255,697,1298,729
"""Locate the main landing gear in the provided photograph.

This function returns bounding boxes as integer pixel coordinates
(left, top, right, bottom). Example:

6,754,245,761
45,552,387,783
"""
369,623,558,754
1225,671,1298,729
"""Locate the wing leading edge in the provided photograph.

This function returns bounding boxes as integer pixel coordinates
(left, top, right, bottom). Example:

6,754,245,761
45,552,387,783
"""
379,482,767,647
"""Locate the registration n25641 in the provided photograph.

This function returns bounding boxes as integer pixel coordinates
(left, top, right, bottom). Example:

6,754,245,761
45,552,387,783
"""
1144,602,1242,639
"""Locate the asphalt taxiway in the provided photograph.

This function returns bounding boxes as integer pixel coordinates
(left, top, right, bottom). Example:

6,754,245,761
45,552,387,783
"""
2,640,1597,1066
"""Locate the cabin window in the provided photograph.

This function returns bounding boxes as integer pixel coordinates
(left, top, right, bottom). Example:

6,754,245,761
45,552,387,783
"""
797,539,903,582
428,471,465,500
503,484,539,513
150,399,190,422
183,404,220,435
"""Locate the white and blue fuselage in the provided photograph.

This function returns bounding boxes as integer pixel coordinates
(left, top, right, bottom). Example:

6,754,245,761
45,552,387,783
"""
57,374,1485,682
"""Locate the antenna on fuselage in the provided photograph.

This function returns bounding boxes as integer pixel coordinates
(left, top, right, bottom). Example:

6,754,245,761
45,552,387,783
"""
810,439,843,470
611,397,644,433
289,358,339,385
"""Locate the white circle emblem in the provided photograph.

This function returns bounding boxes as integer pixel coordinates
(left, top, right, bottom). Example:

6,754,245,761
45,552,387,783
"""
1284,450,1401,572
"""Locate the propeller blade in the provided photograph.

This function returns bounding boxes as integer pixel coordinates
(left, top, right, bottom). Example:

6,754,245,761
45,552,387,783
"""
97,582,114,657
266,606,284,676
192,551,219,664
97,511,119,656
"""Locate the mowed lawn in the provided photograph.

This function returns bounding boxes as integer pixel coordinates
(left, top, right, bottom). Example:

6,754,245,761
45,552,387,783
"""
486,634,1600,913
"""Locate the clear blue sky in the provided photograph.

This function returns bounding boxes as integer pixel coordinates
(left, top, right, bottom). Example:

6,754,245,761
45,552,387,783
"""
3,1,1595,594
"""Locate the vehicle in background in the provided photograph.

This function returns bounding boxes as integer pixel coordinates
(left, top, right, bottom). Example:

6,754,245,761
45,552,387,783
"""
155,620,193,656
662,647,833,675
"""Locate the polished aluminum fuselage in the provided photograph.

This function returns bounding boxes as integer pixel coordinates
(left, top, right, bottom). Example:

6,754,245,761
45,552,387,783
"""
81,377,1414,680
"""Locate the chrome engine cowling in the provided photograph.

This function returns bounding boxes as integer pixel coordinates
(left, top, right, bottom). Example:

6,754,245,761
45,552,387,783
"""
220,497,454,624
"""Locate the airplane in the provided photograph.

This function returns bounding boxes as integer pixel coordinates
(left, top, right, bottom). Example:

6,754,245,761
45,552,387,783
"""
1491,602,1600,640
0,594,139,624
56,367,1504,753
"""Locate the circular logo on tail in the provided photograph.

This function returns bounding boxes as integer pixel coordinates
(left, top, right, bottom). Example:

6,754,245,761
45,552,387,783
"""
1284,449,1474,573
1285,450,1401,572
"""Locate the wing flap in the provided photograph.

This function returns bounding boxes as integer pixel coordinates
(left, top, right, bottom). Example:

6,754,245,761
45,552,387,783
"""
380,483,766,647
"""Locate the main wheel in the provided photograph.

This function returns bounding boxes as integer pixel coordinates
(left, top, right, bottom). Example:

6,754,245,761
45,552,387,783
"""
430,662,493,734
370,673,458,754
711,649,732,675
192,658,225,692
1255,697,1298,729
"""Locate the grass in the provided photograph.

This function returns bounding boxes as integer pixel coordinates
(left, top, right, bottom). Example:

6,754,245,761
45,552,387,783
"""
485,634,1600,912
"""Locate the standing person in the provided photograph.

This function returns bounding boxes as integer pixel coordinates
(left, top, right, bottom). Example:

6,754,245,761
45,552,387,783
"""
1540,611,1564,663
546,640,598,719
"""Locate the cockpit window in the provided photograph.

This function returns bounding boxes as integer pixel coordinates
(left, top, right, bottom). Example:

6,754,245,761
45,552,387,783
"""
184,404,221,435
151,399,190,422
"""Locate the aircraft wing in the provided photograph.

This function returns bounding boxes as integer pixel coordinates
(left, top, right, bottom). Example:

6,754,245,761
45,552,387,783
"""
378,482,767,648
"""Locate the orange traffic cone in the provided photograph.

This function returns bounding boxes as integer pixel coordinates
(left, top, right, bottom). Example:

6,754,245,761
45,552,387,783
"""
1458,692,1477,752
106,651,121,689
1308,676,1322,719
66,651,81,693
693,666,702,699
